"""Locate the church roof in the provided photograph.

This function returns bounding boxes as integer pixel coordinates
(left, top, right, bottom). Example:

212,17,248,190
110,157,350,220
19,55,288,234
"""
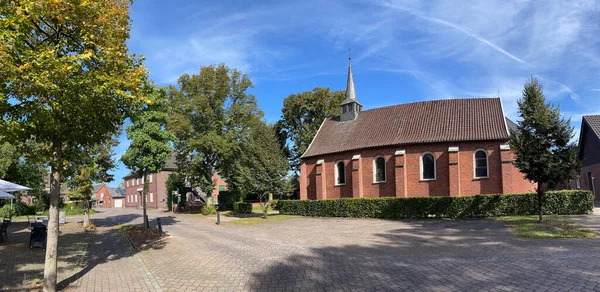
340,58,360,106
302,97,510,158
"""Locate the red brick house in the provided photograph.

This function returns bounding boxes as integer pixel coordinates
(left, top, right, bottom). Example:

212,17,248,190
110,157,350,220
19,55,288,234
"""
93,184,125,208
123,154,228,209
576,115,600,199
299,59,535,200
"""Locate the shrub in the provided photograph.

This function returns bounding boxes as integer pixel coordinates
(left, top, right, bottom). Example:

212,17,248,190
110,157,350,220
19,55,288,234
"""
0,201,35,218
278,190,593,219
233,202,252,214
200,205,217,215
218,191,242,210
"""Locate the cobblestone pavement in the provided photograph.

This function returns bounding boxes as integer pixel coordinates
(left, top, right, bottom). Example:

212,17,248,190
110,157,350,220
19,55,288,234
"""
4,207,600,291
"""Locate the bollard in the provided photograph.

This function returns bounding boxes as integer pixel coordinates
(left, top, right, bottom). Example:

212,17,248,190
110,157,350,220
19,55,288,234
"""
216,210,220,225
156,218,162,234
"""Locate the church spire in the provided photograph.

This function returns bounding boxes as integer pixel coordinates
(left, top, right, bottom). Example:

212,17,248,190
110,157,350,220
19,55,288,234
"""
345,54,357,103
340,50,362,122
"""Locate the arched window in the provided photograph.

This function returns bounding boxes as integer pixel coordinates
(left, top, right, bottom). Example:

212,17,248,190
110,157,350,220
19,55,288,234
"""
474,150,489,178
335,161,346,185
421,153,436,180
373,156,386,183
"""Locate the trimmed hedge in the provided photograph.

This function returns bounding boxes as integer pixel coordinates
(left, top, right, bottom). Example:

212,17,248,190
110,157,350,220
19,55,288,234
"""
233,202,252,214
278,190,594,219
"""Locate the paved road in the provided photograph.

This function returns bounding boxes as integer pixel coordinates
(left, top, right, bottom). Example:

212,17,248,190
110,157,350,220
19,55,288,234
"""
61,207,600,292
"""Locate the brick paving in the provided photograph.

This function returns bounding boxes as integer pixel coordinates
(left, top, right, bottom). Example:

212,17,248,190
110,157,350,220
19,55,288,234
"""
3,207,600,291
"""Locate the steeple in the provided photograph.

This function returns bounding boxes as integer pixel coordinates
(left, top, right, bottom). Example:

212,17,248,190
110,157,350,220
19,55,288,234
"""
340,53,362,122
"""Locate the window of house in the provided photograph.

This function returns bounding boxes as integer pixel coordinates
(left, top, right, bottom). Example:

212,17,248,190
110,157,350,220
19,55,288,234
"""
373,156,386,183
136,178,139,185
149,174,153,183
335,161,346,185
135,194,138,203
474,150,489,178
576,176,581,189
421,153,436,180
219,185,225,192
100,193,104,198
126,181,129,187
150,193,153,203
142,176,145,184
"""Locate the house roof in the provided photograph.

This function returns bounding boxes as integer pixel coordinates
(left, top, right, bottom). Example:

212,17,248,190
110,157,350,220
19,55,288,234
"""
583,115,600,139
92,184,105,194
302,97,510,158
109,188,125,198
123,152,177,179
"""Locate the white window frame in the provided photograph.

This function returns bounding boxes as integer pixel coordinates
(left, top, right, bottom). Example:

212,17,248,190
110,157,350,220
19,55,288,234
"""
373,156,386,183
149,174,153,183
136,178,139,185
420,152,437,181
576,176,581,189
126,181,129,187
473,149,489,179
150,192,154,203
334,161,346,186
135,194,138,203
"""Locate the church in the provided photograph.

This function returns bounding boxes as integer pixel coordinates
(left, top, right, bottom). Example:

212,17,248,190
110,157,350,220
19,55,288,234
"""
299,59,536,200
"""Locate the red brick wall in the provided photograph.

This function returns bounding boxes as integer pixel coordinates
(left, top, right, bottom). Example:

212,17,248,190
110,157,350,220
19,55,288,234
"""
300,141,536,199
94,184,115,208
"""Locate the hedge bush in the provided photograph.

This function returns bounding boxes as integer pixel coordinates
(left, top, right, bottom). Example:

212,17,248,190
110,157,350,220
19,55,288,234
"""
233,202,252,214
218,191,242,210
201,205,217,215
0,201,35,218
278,190,594,219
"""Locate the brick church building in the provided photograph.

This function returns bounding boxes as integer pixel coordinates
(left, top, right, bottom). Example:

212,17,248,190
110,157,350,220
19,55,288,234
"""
299,59,535,200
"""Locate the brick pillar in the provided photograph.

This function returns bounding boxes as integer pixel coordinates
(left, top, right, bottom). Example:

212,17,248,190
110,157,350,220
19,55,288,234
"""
500,144,514,194
315,159,327,199
299,163,308,200
351,154,363,198
394,150,407,197
448,146,460,196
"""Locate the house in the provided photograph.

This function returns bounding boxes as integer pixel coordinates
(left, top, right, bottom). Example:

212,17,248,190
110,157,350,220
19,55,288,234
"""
93,184,125,208
123,154,228,209
576,115,600,199
299,59,535,200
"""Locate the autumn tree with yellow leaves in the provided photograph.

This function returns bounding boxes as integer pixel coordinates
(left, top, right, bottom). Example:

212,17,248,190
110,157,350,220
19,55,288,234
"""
0,1,146,290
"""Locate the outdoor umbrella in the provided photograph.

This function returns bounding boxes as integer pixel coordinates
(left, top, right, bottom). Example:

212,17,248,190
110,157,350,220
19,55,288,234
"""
0,179,32,192
0,190,16,200
0,179,31,218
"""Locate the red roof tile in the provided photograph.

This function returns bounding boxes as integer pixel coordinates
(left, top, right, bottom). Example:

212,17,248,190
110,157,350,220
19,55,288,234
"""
302,98,510,158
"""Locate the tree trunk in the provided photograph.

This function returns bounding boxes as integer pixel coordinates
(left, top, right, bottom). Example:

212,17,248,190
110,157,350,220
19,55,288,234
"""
537,183,543,223
143,172,149,229
83,200,90,227
43,139,62,292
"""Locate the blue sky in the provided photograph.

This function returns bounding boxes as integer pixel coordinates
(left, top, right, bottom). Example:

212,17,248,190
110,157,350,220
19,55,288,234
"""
107,0,600,187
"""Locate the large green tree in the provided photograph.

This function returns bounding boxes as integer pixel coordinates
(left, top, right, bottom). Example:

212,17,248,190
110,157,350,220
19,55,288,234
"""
277,88,345,172
0,1,146,290
122,84,173,228
225,121,289,216
167,64,261,196
509,77,580,223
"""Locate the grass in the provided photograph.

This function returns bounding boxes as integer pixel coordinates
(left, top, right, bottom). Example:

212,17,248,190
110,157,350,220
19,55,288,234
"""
502,215,597,239
228,214,299,225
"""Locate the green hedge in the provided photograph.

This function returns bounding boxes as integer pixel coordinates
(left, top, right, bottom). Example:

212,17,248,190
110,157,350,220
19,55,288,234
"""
233,202,252,214
278,190,594,219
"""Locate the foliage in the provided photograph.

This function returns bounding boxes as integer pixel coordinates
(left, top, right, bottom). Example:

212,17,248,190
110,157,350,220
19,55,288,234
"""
200,205,217,215
165,172,185,211
122,83,173,227
217,191,241,210
167,64,262,196
233,202,253,214
0,201,35,218
502,215,596,239
0,142,17,177
0,1,146,288
225,122,289,203
276,88,345,172
509,77,580,222
278,190,594,219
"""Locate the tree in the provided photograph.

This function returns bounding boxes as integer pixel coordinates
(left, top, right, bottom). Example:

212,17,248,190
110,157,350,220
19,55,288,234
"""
0,142,17,177
509,77,580,223
0,1,146,290
65,137,118,227
167,64,262,197
277,88,345,173
122,84,173,228
226,121,289,218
